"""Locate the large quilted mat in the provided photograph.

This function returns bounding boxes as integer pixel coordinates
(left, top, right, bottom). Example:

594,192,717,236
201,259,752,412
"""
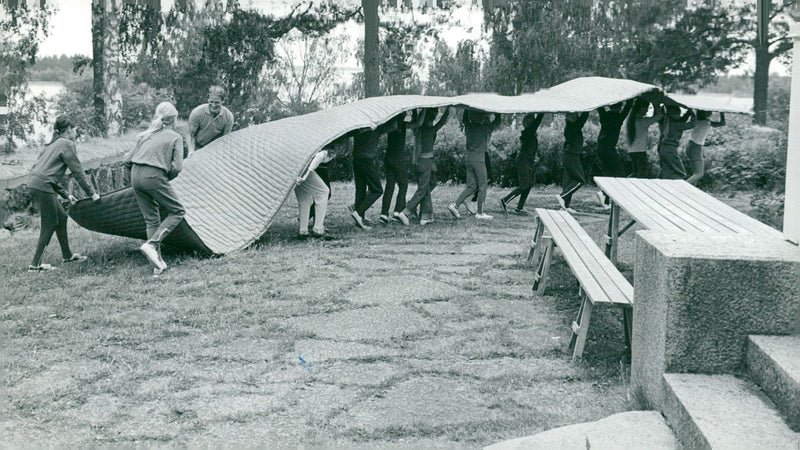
67,77,750,254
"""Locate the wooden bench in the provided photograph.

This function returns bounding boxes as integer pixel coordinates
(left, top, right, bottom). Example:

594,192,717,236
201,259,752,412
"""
528,208,634,358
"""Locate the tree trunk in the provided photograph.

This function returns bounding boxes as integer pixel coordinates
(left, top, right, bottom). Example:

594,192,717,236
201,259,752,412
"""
753,44,771,125
104,0,123,136
362,0,380,98
92,0,106,135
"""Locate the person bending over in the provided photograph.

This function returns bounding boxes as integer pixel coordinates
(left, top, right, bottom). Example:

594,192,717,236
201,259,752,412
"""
27,116,100,272
124,102,186,276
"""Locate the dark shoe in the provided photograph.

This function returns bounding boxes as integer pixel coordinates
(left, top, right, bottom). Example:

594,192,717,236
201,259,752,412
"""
499,198,508,213
310,231,337,241
298,233,311,240
514,209,529,216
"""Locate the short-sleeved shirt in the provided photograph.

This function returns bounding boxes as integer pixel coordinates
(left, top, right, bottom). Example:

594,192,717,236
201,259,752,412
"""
188,104,234,149
690,119,712,146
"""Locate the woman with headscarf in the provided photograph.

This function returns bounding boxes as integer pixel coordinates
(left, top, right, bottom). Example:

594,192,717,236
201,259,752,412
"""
123,102,185,276
27,116,100,271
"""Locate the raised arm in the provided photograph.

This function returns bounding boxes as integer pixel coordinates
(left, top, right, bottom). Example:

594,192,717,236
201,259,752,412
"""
577,111,590,127
408,109,425,129
677,110,696,131
490,113,502,131
621,100,634,118
433,107,450,131
532,113,544,129
711,112,726,127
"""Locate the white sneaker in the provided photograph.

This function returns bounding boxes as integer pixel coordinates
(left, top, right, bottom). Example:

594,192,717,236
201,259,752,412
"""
396,211,410,226
464,201,477,215
140,241,167,270
565,207,577,214
447,203,461,219
378,215,390,225
475,213,493,220
351,211,371,230
596,191,611,210
556,194,567,210
28,263,56,272
420,218,434,225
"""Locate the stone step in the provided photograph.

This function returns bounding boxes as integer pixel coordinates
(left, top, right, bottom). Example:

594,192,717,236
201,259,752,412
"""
484,410,678,450
747,334,800,431
662,373,799,449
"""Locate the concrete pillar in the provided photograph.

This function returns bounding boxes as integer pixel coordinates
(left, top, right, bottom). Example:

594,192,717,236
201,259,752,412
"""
784,21,800,244
631,230,800,407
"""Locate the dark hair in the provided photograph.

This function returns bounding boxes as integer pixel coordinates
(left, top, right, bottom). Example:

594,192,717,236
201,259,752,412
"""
49,115,74,145
696,110,711,120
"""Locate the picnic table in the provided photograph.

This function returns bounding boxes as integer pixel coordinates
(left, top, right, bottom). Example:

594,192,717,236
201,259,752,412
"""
595,177,784,264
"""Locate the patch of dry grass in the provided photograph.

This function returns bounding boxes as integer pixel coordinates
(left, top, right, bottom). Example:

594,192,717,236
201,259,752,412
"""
0,182,762,446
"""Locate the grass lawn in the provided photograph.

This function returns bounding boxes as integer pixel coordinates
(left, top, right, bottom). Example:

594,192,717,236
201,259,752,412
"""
0,181,763,447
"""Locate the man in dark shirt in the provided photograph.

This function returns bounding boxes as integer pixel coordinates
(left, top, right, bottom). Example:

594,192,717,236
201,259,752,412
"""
595,100,633,208
350,120,397,230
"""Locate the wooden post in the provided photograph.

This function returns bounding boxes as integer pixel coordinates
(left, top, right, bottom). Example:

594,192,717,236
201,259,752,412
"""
784,17,800,244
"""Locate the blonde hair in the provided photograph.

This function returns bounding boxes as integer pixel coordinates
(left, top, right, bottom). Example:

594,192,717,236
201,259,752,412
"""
137,102,179,141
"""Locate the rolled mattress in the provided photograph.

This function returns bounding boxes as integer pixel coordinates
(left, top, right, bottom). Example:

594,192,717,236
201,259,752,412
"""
68,77,741,254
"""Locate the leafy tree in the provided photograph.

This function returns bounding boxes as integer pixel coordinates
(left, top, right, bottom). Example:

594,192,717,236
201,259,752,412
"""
379,21,434,95
117,1,357,126
727,0,794,125
0,5,51,152
426,39,483,95
481,0,743,95
269,30,351,116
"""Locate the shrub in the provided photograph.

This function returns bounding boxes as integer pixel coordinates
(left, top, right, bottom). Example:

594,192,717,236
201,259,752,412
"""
750,190,784,230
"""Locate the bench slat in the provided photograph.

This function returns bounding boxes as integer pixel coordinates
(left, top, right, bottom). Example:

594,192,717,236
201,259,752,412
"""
666,179,783,237
635,179,733,233
546,211,633,306
599,177,683,232
535,209,632,307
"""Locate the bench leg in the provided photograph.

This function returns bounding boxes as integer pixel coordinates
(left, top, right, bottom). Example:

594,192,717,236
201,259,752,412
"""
533,236,554,295
527,217,544,265
604,203,620,265
623,307,633,349
570,295,593,359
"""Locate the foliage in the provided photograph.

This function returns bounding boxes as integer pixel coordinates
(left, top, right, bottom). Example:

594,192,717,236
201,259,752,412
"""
426,39,484,96
378,21,435,95
750,190,784,230
481,1,743,95
700,115,786,191
268,30,351,117
0,5,52,152
52,76,173,137
114,1,357,126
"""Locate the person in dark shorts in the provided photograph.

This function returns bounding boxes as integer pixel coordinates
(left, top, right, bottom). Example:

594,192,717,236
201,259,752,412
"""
350,120,397,230
500,113,544,215
27,116,101,272
556,111,590,212
379,110,424,224
685,109,725,186
594,101,633,209
396,107,450,226
124,102,186,276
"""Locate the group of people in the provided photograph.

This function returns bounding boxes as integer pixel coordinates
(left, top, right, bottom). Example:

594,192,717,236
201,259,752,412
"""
556,96,725,213
26,86,234,274
26,87,725,274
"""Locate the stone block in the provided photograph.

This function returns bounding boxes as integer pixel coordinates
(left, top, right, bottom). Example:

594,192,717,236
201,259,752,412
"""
631,231,800,406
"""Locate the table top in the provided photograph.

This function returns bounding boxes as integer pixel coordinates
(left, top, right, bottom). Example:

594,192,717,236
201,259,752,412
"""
594,177,783,237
